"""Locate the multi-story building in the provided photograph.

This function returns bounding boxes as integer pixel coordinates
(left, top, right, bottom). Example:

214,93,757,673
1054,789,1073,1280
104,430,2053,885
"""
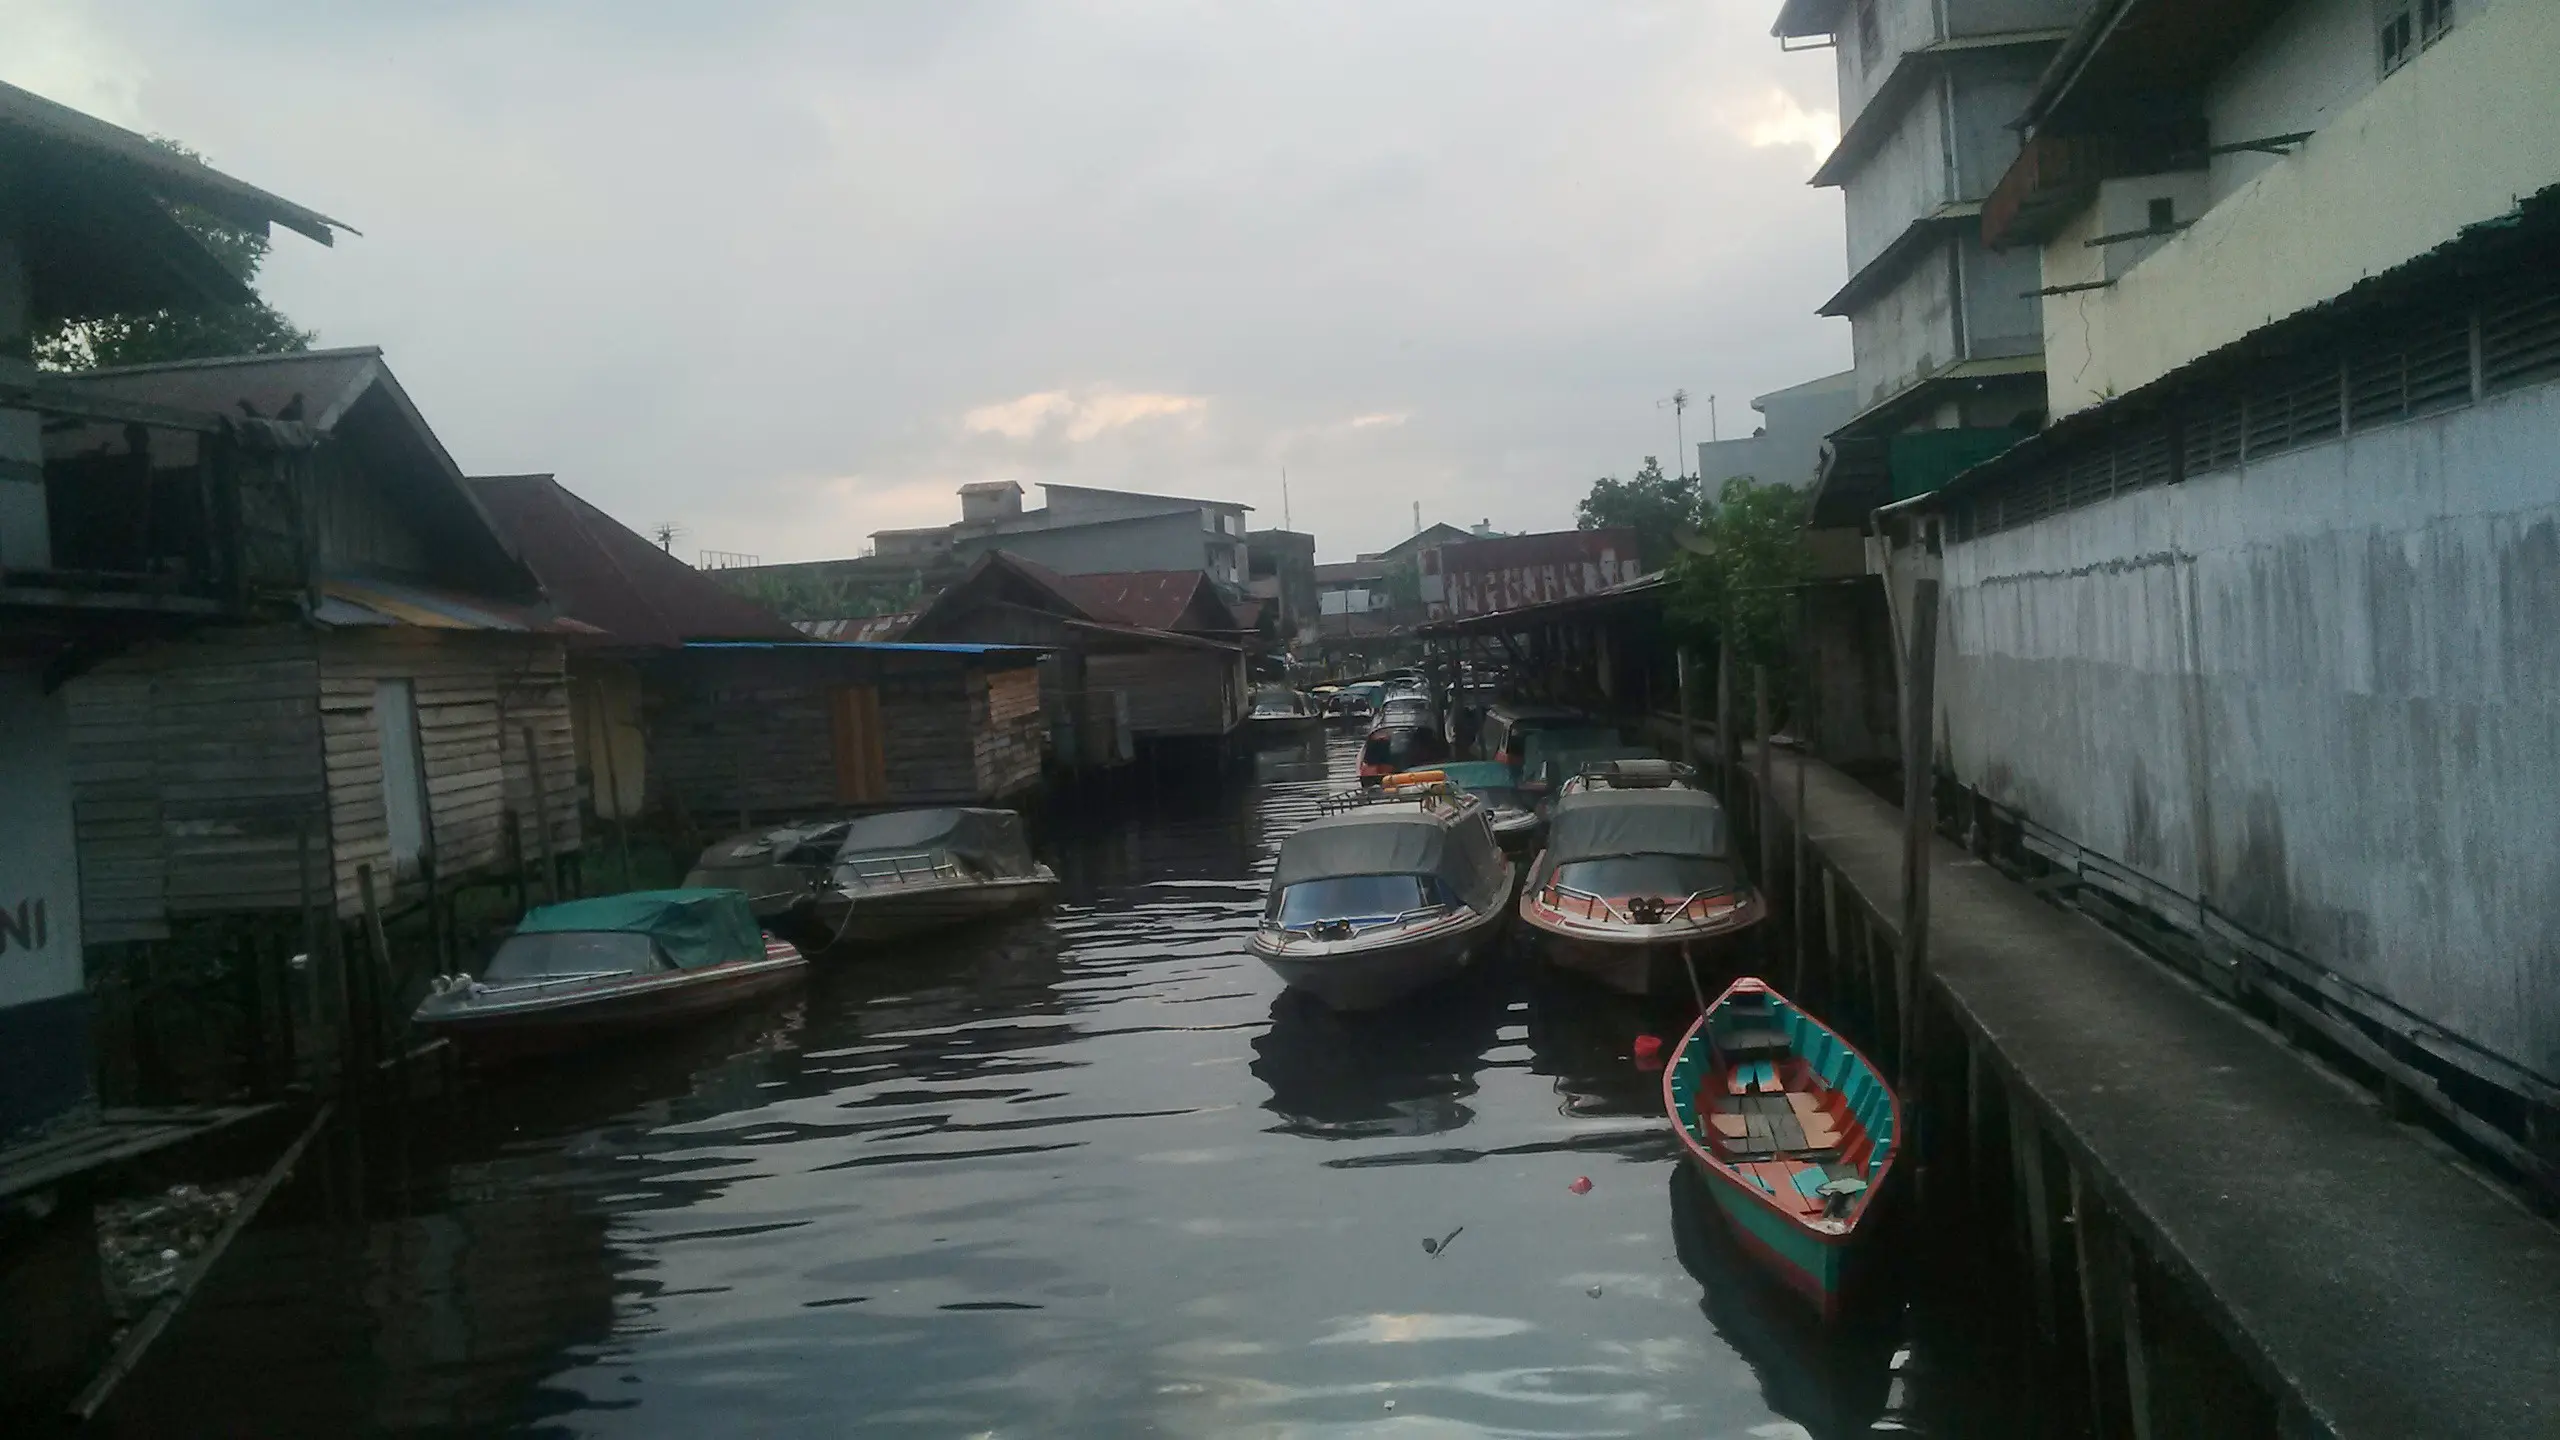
1695,370,1858,492
1771,0,2092,519
870,481,1252,586
1911,0,2560,1166
1245,529,1319,647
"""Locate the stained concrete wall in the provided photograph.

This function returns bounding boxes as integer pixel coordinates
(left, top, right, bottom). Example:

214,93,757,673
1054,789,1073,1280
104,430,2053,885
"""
1940,381,2560,1083
2042,0,2558,416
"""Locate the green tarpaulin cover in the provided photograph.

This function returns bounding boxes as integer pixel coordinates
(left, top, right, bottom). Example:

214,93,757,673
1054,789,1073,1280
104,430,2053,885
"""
514,888,764,971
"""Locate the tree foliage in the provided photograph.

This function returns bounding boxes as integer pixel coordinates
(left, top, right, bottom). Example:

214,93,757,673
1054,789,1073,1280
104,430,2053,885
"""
1575,456,1697,574
1666,475,1811,670
31,139,316,371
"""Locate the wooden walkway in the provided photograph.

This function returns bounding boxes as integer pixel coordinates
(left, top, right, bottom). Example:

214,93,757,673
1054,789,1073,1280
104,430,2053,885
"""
1759,747,2560,1440
0,1105,277,1202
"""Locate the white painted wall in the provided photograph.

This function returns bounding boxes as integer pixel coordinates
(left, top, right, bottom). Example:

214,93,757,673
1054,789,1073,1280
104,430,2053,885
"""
1843,78,1953,271
2204,0,2382,205
1849,247,1959,410
2042,0,2556,415
0,671,84,1013
1940,380,2560,1081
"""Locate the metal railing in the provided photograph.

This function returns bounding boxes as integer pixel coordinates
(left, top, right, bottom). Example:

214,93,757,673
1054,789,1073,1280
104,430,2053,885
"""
1273,904,1455,941
837,851,962,887
1533,881,1733,926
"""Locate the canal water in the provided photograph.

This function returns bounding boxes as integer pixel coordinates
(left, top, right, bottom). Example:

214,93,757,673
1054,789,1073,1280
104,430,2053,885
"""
104,738,2058,1438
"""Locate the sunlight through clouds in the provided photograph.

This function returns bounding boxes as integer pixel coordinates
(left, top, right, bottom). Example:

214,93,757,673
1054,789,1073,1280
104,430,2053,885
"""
1725,86,1838,161
963,388,1209,443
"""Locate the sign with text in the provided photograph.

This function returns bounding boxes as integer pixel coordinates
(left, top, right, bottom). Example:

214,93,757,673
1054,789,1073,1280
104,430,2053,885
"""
0,672,83,1008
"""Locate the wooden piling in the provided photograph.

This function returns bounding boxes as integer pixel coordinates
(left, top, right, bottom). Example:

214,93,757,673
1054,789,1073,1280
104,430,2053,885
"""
1754,664,1775,911
2072,1167,2144,1439
2011,1103,2060,1339
522,724,561,905
1715,641,1737,814
1675,649,1698,772
1897,577,1940,1082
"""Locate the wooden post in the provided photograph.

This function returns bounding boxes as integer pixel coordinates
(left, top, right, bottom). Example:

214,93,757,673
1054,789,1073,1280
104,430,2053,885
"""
2012,1103,2059,1339
1792,589,1811,994
522,724,561,904
1754,664,1775,913
1715,641,1737,814
1897,578,1941,1083
355,863,392,1076
2072,1168,2151,1440
589,681,637,890
1675,648,1697,771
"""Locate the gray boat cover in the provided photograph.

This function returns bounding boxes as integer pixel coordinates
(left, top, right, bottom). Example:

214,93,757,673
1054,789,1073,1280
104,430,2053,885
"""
1271,807,1508,912
832,808,1040,879
1542,789,1733,865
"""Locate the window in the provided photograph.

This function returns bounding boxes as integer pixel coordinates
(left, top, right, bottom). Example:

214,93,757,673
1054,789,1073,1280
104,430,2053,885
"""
484,930,662,982
2378,4,2415,73
2421,0,2453,46
375,679,429,878
1270,874,1446,926
2146,197,2175,231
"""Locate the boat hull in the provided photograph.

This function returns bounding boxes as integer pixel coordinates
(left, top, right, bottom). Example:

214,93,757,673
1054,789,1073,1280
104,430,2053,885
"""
1521,913,1764,996
799,871,1060,947
1684,1151,1864,1318
1249,903,1505,1011
1249,714,1324,745
415,950,807,1062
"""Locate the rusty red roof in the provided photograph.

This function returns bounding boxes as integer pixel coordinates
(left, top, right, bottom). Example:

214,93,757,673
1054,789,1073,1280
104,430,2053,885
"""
469,474,799,648
1059,569,1234,634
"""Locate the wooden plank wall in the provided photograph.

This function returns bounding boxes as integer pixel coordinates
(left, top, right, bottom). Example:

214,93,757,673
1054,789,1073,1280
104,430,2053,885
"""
316,630,578,917
63,626,327,942
1086,648,1240,738
649,668,839,821
974,665,1045,800
878,667,982,805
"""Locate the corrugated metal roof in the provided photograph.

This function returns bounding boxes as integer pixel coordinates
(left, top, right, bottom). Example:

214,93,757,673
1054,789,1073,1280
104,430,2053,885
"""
470,474,799,648
0,79,352,245
797,613,915,641
314,575,597,634
1060,570,1228,632
68,348,383,430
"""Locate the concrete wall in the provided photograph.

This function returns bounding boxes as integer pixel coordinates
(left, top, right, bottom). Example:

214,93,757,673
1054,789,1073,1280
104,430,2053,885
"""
1945,0,2084,39
1843,77,1952,271
2204,0,2381,206
1850,247,1959,410
1940,381,2560,1082
1957,235,2048,362
1948,61,2043,200
956,510,1214,578
1835,0,1942,123
2042,0,2557,415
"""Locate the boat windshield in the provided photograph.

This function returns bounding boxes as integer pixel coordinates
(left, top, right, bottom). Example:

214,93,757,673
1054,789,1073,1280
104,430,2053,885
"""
482,929,664,982
1362,728,1448,768
1270,873,1448,927
1551,854,1738,900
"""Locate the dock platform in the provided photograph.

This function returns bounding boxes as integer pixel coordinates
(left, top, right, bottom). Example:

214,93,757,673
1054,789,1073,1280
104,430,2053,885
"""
1762,748,2560,1440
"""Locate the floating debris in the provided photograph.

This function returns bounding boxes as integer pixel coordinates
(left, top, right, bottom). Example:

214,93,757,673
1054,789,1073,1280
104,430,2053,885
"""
1586,1283,1605,1298
96,1180,249,1324
1422,1225,1465,1257
1568,1176,1594,1195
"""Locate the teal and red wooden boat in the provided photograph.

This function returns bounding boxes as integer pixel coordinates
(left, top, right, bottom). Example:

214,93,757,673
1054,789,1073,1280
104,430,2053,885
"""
1662,977,1899,1319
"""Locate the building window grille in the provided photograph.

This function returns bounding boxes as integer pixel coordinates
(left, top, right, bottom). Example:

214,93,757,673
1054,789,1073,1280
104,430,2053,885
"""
2379,5,2415,74
2482,283,2560,394
2421,0,2454,46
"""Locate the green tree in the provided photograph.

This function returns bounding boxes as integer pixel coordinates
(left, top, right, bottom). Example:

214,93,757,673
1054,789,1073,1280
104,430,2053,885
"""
1666,475,1811,672
32,139,316,371
1575,456,1697,573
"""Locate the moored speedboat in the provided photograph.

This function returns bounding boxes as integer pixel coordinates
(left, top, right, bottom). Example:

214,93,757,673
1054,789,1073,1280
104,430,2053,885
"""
1554,757,1700,795
1406,761,1543,854
412,889,807,1061
1248,782,1514,1010
1248,685,1324,744
1664,977,1899,1318
805,808,1059,946
1518,787,1765,996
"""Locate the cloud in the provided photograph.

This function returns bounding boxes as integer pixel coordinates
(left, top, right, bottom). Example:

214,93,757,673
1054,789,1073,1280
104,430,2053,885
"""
963,388,1208,444
1723,86,1839,162
0,0,147,125
1345,412,1409,430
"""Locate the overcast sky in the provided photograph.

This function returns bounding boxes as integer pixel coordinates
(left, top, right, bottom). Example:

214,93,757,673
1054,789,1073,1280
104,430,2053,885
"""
8,1,1846,563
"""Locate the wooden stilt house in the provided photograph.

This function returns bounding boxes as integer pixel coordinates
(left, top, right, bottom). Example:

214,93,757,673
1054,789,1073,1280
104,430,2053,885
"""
56,350,586,945
470,473,1050,822
903,552,1249,766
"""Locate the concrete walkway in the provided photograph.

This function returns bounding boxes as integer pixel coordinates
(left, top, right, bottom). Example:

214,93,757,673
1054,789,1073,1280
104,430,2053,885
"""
1760,748,2560,1440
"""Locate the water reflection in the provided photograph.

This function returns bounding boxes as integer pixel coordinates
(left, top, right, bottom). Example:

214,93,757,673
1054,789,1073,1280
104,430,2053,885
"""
103,735,2058,1438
